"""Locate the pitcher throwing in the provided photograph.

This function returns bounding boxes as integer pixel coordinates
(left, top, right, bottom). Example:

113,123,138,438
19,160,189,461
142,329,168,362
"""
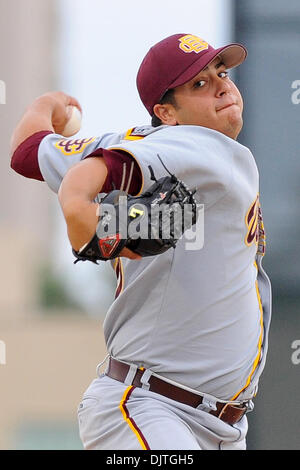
10,33,272,450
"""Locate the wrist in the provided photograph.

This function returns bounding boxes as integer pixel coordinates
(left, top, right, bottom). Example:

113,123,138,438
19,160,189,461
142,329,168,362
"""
31,95,57,118
62,199,99,251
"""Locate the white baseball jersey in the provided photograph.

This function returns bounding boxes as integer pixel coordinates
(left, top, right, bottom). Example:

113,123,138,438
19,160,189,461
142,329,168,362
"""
38,124,272,402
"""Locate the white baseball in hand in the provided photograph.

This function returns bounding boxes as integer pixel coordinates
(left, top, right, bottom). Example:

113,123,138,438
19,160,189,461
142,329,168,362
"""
61,106,82,137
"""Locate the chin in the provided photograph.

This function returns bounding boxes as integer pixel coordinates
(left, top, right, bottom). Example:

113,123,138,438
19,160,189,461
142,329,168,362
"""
235,117,244,138
221,120,243,140
227,112,243,139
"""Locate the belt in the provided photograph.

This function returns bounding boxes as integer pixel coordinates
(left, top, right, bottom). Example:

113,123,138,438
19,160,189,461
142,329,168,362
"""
106,357,248,426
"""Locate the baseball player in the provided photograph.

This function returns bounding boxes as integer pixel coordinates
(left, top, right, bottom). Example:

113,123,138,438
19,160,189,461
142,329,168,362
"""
10,33,272,450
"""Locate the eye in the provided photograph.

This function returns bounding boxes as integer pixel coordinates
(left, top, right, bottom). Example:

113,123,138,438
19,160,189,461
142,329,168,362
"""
219,70,229,78
193,80,206,89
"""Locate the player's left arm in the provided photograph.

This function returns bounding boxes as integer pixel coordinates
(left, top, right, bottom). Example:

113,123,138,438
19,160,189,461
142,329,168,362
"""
58,156,141,260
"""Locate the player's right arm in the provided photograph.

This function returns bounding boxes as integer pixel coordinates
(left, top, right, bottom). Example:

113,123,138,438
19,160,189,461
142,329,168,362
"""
10,91,81,156
10,92,143,260
10,91,125,190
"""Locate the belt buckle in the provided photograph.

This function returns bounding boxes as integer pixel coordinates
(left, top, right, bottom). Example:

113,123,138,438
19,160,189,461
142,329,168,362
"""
217,401,248,424
217,402,231,420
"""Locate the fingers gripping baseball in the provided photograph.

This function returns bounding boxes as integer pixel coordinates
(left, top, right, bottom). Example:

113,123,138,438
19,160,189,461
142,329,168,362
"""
40,91,82,135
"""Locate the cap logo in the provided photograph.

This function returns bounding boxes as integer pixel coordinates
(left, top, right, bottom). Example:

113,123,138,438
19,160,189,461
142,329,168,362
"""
178,35,209,54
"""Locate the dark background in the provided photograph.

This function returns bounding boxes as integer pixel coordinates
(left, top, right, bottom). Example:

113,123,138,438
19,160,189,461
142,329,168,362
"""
234,0,300,450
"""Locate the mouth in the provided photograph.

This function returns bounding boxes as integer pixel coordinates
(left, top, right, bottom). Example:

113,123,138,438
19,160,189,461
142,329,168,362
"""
217,103,236,112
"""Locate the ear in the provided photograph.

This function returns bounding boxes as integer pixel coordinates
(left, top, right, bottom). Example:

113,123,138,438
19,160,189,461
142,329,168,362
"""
153,103,178,126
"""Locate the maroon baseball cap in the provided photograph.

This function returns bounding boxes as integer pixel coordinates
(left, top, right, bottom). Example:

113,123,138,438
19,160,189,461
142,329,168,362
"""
137,33,247,115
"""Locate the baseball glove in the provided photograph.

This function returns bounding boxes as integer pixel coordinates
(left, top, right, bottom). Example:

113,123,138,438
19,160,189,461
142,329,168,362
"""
73,161,198,264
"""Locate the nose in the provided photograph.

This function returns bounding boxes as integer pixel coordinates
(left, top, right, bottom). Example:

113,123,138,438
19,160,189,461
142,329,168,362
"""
215,77,231,98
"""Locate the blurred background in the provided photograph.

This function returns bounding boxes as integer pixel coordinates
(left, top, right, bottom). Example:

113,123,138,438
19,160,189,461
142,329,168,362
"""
0,0,299,450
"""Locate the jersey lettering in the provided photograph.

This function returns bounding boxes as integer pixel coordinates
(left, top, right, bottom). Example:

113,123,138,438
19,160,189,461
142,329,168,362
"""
257,203,266,256
114,258,124,299
55,137,96,156
245,195,259,247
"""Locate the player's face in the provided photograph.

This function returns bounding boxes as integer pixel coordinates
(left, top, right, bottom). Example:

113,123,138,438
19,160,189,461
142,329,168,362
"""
171,57,244,140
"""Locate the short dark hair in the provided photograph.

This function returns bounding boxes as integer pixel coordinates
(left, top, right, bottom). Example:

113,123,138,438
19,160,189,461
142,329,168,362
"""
151,89,177,127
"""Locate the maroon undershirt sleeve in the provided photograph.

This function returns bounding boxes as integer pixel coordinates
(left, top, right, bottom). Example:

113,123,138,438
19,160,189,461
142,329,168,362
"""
10,131,54,181
85,148,143,196
10,131,143,195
